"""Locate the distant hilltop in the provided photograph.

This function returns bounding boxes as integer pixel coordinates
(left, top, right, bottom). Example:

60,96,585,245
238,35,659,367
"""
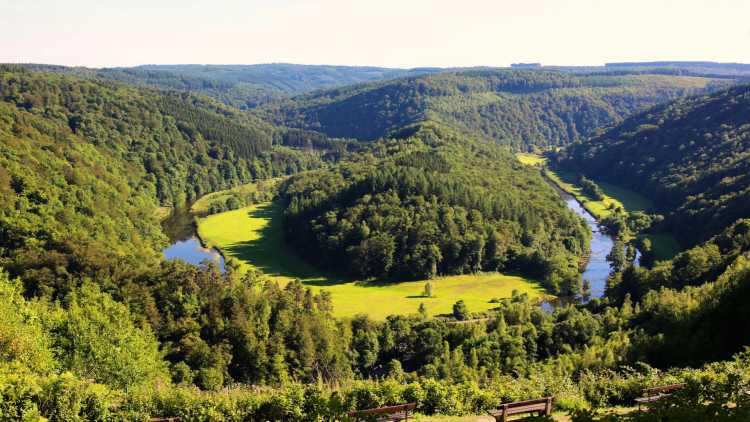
511,62,542,68
602,61,750,77
605,61,750,70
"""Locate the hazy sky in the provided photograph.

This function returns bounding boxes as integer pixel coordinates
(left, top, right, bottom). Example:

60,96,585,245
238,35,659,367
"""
2,0,749,68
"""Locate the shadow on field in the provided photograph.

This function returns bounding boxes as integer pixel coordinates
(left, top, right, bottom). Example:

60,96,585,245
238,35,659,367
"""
223,202,350,287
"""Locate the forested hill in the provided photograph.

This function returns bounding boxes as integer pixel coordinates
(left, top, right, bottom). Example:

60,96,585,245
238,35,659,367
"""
279,122,590,294
22,63,442,109
0,66,323,292
258,69,731,149
554,83,750,247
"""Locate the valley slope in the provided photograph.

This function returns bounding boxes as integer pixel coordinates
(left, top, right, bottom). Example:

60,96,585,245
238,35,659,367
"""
258,69,731,149
24,63,442,109
0,66,325,291
554,83,750,247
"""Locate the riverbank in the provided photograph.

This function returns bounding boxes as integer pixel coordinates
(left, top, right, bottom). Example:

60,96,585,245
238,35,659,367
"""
517,153,680,261
518,153,652,217
196,202,548,319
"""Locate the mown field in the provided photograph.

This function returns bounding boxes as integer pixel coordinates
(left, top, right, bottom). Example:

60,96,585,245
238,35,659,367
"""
197,202,546,319
516,153,681,260
190,178,282,214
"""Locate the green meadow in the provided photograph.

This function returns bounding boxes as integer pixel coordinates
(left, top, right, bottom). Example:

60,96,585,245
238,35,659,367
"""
515,152,547,166
544,168,652,219
197,202,546,319
516,153,680,260
190,178,282,214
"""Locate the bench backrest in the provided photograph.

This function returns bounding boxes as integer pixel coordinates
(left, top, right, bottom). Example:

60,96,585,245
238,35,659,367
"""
643,383,686,396
347,403,416,417
501,397,552,409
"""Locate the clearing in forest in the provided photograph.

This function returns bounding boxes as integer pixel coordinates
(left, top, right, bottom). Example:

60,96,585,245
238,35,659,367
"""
516,153,681,260
197,202,546,319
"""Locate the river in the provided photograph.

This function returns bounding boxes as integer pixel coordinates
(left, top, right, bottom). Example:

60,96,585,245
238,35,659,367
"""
159,190,620,301
161,205,225,272
559,191,615,300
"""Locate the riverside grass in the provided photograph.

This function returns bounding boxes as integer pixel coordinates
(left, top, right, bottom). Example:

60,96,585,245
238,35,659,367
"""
197,202,546,319
516,153,680,260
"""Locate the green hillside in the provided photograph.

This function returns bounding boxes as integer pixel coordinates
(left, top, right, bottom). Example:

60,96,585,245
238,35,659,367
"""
259,70,731,148
25,63,442,108
554,83,750,246
0,66,321,292
279,123,590,294
2,66,750,422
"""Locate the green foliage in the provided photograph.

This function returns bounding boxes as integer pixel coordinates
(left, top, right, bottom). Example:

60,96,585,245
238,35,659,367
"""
93,64,437,109
260,70,725,148
0,270,56,375
3,65,749,421
280,124,589,292
0,270,167,391
556,83,750,246
0,67,323,295
125,262,352,387
627,252,750,367
47,283,168,390
452,300,469,321
579,176,605,201
198,181,279,216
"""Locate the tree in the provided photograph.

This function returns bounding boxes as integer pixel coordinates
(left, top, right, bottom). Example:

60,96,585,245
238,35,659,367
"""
48,283,169,390
225,195,242,210
423,282,434,298
607,240,627,273
452,300,469,321
418,303,428,318
350,233,396,279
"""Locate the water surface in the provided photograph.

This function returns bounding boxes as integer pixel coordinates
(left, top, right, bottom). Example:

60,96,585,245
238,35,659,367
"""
161,205,225,272
163,236,225,272
561,191,614,300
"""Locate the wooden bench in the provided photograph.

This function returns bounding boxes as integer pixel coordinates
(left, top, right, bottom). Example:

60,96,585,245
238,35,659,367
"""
634,383,686,410
488,397,553,421
347,403,416,421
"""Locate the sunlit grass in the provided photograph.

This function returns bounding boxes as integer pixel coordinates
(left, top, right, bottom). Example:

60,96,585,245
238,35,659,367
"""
516,152,547,166
191,178,282,214
517,153,682,260
543,168,653,219
197,202,546,319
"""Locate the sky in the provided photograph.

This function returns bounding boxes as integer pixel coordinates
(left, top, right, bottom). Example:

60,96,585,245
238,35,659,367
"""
2,0,749,69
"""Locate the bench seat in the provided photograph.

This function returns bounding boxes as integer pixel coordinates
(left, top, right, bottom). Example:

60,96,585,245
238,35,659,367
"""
369,411,408,421
635,383,686,410
347,403,416,422
489,403,547,415
488,397,553,422
635,394,668,404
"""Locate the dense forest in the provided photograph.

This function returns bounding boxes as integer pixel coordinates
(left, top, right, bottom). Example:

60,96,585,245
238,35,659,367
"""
258,70,732,149
23,63,440,109
1,64,750,421
3,250,749,419
554,83,750,247
279,123,589,293
0,66,330,294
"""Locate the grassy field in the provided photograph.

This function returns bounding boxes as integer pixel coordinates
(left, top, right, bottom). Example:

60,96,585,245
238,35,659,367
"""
548,168,682,260
516,153,681,260
516,153,653,219
191,178,282,214
516,152,547,166
197,202,547,319
545,168,652,219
